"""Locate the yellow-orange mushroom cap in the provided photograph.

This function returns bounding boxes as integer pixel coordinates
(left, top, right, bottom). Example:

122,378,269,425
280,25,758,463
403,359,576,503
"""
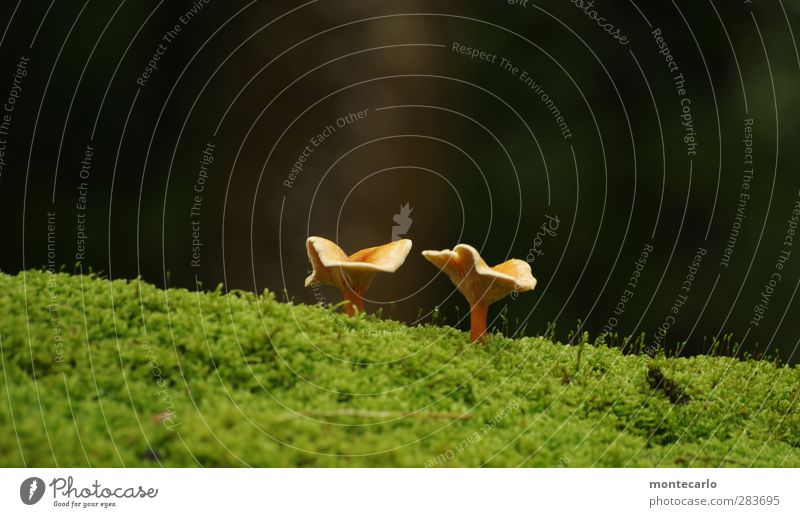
305,236,412,316
422,244,536,341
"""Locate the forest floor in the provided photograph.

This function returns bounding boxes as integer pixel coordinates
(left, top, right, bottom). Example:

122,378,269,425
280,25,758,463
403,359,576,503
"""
1,270,798,467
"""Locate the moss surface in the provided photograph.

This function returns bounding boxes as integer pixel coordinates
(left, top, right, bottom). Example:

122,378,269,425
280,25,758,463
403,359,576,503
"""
0,270,798,467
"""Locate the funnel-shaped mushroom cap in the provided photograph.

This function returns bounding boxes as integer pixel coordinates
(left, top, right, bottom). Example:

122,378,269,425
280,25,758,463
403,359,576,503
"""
422,244,536,306
305,237,412,295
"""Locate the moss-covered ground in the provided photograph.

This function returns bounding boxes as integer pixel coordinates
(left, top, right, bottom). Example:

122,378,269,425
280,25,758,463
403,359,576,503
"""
0,270,798,467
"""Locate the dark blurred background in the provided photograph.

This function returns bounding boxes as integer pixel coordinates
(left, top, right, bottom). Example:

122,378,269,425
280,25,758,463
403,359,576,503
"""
1,0,799,362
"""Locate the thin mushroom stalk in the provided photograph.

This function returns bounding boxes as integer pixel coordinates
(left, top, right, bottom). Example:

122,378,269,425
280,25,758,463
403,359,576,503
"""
469,301,489,343
305,237,412,316
422,244,537,342
339,286,364,317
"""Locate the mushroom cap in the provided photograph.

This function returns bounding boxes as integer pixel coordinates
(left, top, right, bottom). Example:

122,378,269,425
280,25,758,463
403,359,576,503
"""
422,244,536,306
305,237,412,294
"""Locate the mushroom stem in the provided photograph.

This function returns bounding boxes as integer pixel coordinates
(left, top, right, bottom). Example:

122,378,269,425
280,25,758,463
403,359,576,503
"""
470,302,489,342
340,288,364,317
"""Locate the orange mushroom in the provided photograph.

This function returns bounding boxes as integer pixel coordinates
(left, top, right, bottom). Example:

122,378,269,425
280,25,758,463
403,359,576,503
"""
305,236,412,316
422,244,537,342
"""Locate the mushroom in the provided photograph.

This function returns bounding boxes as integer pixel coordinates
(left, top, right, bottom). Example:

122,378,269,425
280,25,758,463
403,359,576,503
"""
305,236,412,316
422,244,537,342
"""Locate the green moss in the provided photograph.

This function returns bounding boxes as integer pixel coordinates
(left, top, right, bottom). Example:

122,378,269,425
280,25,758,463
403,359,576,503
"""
0,270,798,467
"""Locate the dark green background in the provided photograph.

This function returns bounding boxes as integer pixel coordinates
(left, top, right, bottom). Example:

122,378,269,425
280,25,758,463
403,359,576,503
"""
1,0,799,362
